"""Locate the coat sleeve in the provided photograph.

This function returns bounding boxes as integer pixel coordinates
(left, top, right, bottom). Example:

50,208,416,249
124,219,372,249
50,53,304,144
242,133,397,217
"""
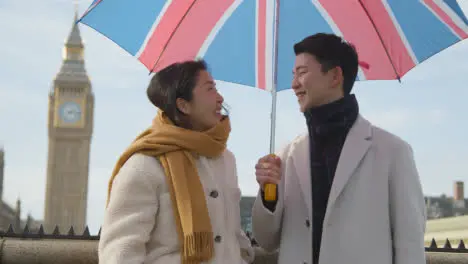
251,143,290,252
389,141,427,264
98,155,161,264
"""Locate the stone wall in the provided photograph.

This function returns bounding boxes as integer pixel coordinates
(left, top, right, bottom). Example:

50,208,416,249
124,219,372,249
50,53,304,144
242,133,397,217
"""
0,238,467,264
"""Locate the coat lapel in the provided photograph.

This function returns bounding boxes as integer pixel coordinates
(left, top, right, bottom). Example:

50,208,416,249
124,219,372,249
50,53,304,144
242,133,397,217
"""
292,135,312,215
324,116,372,225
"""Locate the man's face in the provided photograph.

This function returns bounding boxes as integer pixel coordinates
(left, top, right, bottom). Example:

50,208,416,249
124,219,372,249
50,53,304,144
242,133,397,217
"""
292,53,344,112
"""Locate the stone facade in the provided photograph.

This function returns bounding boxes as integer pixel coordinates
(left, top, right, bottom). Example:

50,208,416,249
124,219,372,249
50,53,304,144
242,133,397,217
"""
0,238,466,264
43,12,94,235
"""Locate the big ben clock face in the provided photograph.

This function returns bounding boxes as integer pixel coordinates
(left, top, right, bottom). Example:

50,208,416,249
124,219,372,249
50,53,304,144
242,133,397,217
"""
59,101,82,123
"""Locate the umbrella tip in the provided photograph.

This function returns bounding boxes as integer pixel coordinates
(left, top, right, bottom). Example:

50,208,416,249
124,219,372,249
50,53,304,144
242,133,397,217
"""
73,0,80,22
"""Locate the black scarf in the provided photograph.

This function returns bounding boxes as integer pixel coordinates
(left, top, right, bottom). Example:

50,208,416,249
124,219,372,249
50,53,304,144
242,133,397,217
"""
305,94,359,138
304,94,359,264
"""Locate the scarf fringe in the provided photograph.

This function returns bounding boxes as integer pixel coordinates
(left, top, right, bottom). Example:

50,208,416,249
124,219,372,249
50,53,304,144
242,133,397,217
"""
182,232,214,264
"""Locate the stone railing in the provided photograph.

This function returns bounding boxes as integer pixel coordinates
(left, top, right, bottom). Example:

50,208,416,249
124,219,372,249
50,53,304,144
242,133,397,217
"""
0,225,467,264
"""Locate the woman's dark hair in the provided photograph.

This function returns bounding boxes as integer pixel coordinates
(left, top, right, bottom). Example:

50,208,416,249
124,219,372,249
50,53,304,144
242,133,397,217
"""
147,59,228,127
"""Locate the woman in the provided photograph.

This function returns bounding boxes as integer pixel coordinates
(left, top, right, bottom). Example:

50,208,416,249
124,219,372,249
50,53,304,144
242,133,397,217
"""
99,60,254,264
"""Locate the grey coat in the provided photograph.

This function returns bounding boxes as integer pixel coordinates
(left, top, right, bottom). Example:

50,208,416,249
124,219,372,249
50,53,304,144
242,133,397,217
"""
252,116,426,264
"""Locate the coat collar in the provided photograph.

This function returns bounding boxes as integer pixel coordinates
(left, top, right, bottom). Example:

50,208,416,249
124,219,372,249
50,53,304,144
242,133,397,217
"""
292,115,373,220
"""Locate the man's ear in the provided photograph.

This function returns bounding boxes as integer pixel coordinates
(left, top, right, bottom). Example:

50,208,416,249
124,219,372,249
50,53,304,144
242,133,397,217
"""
176,98,190,115
330,66,344,90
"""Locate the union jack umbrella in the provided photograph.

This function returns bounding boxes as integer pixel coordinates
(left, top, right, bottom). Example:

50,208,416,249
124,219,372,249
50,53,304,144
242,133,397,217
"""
78,0,468,151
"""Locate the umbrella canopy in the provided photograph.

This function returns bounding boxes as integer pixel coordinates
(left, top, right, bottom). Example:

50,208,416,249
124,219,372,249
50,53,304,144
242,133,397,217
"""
79,0,468,202
79,0,468,92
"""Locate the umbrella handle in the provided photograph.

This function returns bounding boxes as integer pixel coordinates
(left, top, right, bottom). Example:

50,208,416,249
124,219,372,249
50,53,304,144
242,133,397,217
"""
264,184,277,201
263,153,278,201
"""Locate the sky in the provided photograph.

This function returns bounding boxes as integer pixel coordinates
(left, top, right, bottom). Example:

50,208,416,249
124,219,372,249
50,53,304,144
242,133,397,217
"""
1,0,468,235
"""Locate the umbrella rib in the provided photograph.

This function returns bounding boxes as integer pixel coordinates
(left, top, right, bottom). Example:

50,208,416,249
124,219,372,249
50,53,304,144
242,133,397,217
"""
357,0,401,82
150,0,199,73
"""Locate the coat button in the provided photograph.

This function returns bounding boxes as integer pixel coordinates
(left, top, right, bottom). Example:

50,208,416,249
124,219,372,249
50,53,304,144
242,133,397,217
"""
209,190,219,198
214,235,222,243
305,219,310,227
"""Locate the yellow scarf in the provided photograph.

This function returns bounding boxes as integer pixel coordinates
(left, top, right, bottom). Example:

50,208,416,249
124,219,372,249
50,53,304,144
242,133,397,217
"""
107,111,231,264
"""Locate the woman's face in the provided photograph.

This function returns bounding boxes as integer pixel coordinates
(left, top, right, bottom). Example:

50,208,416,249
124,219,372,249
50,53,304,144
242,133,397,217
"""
177,70,224,131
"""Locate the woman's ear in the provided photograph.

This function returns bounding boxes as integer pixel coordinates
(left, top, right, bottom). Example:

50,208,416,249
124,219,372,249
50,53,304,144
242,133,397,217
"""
176,98,190,115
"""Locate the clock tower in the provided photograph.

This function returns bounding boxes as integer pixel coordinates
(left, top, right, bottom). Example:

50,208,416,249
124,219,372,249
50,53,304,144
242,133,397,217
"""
44,11,94,234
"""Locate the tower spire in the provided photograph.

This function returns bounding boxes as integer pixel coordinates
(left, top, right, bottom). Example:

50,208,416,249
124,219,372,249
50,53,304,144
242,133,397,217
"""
73,0,80,24
66,4,83,49
53,5,90,88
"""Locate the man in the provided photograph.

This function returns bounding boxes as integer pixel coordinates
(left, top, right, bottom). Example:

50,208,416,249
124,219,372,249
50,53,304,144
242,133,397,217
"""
251,33,426,264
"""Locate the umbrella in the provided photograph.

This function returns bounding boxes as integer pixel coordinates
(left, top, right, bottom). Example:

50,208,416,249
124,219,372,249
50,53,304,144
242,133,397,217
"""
79,0,468,146
78,0,468,165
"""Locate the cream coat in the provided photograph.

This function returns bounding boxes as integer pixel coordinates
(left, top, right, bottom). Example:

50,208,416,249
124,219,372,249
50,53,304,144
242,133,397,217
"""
99,150,254,264
252,115,427,264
